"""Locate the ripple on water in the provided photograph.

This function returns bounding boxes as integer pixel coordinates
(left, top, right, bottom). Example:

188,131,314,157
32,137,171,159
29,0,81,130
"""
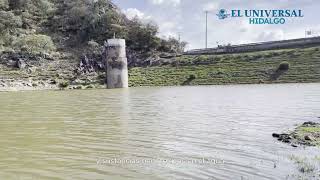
0,84,320,179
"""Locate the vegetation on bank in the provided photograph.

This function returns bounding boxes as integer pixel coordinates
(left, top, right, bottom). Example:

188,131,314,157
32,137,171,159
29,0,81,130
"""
288,154,320,179
273,121,320,147
272,121,320,177
129,47,320,86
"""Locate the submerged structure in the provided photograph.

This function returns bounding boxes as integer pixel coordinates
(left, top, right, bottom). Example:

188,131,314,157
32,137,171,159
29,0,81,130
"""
105,39,128,89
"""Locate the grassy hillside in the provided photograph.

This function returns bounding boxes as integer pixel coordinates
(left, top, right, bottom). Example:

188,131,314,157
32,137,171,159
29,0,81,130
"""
1,45,319,90
129,47,320,86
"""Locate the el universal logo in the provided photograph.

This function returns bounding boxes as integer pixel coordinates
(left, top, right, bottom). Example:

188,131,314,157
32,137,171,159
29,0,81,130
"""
217,9,304,24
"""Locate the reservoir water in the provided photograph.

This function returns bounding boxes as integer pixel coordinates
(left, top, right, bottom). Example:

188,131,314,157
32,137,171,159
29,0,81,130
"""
0,84,319,180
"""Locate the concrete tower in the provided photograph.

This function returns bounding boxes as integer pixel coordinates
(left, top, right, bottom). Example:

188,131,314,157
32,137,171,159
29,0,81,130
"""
105,39,128,89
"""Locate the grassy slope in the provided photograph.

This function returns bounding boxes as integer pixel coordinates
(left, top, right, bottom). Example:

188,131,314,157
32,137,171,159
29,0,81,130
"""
129,46,320,87
0,53,77,82
1,46,319,88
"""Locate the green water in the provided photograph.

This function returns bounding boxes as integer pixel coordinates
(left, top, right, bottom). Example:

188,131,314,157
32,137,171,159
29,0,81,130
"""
0,84,320,179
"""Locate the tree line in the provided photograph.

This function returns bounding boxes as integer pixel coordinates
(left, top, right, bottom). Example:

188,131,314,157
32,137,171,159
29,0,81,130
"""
0,0,187,56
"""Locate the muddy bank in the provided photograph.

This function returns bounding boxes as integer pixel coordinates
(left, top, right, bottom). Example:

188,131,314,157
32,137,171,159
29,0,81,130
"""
273,121,320,147
0,79,105,92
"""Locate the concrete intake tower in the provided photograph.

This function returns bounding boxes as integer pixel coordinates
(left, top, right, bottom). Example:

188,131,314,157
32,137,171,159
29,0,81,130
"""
105,39,128,89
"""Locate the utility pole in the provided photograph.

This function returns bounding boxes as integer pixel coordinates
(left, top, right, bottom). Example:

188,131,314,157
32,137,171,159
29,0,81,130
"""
205,11,208,49
178,32,182,53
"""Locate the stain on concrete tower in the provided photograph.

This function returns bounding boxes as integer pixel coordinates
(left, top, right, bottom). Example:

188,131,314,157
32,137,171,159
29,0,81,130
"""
105,39,128,89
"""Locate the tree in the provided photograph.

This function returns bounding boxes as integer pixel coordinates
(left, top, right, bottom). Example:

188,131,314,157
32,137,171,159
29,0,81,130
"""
0,0,186,57
9,0,54,15
8,0,21,10
15,34,56,54
7,0,54,29
126,19,161,52
158,37,188,53
0,10,22,48
56,0,118,42
0,0,8,10
0,11,22,33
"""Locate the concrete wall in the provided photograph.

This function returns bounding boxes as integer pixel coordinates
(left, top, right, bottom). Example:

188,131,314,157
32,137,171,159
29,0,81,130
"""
185,37,320,55
105,39,128,89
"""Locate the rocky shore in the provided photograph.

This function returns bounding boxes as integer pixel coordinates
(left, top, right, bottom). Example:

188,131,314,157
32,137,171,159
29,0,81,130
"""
0,49,182,91
273,121,320,147
0,79,57,92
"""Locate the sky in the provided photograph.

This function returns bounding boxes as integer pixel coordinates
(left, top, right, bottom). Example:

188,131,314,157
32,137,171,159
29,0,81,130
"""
112,0,320,50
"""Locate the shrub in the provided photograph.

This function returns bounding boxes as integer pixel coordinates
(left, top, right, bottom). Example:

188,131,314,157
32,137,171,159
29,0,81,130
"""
126,21,161,52
270,52,279,56
253,54,263,59
216,68,226,75
75,86,83,89
157,37,188,53
263,53,273,58
86,85,94,89
188,74,196,80
58,81,69,89
242,55,249,59
0,11,22,33
49,79,57,85
278,61,290,71
87,40,101,54
286,51,295,55
0,0,8,10
258,79,265,84
15,34,56,55
181,74,196,86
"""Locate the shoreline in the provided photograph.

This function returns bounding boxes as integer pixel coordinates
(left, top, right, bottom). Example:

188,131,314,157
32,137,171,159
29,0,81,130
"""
273,121,320,147
1,82,319,92
2,46,320,91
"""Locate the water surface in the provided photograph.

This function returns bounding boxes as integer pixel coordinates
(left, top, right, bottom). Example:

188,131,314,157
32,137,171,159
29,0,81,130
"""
0,84,320,179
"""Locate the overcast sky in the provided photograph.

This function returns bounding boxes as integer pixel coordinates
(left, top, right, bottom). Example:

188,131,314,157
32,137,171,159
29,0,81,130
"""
113,0,320,50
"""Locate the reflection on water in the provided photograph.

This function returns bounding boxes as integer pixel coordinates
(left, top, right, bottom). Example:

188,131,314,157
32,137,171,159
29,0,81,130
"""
0,84,320,179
